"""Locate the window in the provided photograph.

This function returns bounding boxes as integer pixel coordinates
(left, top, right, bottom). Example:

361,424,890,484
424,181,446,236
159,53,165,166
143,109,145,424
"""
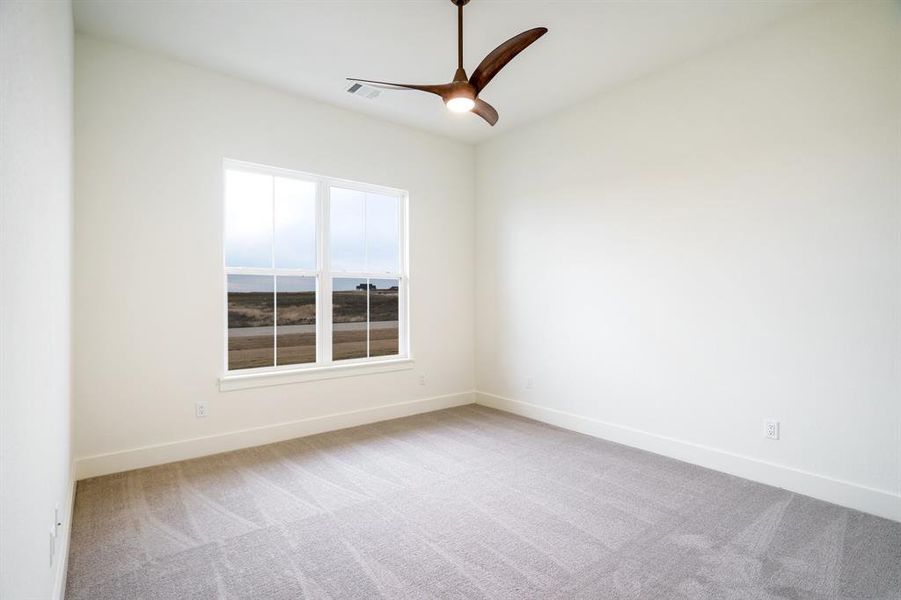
223,160,407,377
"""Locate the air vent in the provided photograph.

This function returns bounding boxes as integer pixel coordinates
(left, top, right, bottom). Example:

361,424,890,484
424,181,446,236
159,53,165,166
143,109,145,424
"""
347,83,380,100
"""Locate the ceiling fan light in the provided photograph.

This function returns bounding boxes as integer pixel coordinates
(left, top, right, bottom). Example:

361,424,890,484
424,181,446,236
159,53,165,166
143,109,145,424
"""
446,96,475,113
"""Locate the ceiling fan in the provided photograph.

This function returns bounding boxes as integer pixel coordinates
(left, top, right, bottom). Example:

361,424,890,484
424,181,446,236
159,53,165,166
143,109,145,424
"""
347,0,548,126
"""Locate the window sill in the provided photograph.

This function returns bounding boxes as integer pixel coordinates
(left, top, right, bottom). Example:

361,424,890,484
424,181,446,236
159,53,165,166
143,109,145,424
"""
218,358,415,392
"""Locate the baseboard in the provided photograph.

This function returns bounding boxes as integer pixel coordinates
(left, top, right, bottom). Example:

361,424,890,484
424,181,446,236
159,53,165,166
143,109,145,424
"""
476,391,901,523
75,391,475,479
52,473,76,600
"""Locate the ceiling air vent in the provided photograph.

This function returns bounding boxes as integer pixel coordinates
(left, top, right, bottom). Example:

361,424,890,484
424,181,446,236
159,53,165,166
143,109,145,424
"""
347,83,380,100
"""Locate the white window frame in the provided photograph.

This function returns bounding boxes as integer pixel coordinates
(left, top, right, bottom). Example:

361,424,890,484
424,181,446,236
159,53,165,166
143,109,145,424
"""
220,158,411,391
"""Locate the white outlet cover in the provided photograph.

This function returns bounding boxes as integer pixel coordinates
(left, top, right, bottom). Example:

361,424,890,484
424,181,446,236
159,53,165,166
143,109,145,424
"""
765,420,780,440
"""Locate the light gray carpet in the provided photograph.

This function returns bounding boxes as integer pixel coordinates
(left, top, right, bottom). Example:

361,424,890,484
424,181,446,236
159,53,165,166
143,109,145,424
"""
66,405,901,599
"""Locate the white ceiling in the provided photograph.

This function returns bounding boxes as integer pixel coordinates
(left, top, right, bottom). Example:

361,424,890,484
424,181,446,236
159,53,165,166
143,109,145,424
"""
73,0,816,143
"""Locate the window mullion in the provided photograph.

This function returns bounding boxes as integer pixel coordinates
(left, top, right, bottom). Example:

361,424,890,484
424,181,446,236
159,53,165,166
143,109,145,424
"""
271,175,277,367
363,192,368,272
399,193,407,357
319,180,333,366
366,278,371,358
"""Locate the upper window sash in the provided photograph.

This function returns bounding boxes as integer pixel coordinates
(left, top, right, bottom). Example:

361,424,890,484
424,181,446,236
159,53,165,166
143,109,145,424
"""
223,158,406,270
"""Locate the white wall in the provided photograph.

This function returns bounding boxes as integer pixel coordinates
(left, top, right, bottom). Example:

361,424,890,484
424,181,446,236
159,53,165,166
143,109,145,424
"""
0,1,74,598
475,1,901,520
74,36,475,476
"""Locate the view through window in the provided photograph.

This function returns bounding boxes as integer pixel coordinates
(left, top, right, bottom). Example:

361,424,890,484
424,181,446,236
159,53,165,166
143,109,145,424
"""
224,161,406,373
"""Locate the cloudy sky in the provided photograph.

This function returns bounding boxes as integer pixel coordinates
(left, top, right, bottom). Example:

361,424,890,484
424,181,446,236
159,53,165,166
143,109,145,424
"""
225,169,400,274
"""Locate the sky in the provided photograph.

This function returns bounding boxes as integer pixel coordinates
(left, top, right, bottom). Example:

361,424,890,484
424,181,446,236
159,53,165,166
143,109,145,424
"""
227,275,397,293
224,169,400,274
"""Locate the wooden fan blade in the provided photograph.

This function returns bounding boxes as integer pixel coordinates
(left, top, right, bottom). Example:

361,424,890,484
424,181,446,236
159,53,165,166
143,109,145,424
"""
347,78,453,97
469,27,548,93
472,98,498,126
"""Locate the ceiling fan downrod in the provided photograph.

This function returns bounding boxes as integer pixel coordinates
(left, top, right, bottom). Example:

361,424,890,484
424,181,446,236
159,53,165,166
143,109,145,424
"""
454,0,468,80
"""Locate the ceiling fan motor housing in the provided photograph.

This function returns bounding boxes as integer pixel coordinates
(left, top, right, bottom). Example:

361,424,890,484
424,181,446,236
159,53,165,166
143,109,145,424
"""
445,80,475,103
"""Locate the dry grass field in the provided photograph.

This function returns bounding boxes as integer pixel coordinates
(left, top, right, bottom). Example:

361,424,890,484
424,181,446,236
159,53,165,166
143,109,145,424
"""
227,289,398,369
227,291,315,329
332,326,399,360
228,332,275,369
277,332,318,365
332,289,399,323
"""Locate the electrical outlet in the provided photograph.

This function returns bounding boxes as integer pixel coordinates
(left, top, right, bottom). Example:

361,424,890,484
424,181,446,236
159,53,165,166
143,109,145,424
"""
525,377,534,390
765,420,780,440
49,503,64,566
418,375,426,386
195,401,209,418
